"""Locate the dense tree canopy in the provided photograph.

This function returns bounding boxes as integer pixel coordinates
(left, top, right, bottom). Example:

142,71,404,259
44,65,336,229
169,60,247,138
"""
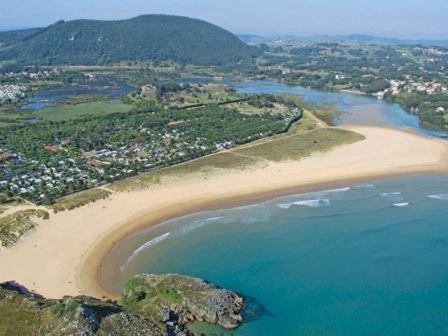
0,15,257,66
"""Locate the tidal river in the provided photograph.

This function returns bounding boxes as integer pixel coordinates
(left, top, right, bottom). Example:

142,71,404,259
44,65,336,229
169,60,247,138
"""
231,79,447,138
102,81,448,336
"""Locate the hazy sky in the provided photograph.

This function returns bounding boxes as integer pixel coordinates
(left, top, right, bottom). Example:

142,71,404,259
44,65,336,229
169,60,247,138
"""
1,0,447,39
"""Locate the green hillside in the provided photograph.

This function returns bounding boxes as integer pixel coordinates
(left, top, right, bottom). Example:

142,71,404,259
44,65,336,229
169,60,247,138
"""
0,28,43,47
0,15,257,66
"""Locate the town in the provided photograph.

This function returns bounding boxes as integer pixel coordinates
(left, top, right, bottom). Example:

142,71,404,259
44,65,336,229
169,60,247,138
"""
1,40,448,206
0,92,302,204
252,42,448,128
0,84,26,104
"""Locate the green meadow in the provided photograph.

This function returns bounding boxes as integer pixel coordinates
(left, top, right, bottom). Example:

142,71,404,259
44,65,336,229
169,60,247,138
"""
0,100,133,127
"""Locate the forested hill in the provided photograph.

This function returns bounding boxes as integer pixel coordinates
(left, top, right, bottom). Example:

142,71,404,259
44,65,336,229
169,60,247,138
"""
0,27,43,47
0,15,257,66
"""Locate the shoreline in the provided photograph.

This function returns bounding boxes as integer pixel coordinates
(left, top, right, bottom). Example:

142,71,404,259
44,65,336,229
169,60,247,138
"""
90,171,448,298
1,125,447,299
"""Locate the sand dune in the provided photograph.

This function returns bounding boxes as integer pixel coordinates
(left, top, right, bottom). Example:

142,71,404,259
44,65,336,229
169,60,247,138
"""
0,125,447,299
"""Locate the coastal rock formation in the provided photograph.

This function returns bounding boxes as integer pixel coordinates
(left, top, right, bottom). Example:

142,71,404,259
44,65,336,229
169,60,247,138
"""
0,282,166,336
122,274,244,330
0,274,244,335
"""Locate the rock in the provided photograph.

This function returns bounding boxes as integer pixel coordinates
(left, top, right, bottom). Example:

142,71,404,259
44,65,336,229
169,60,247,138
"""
0,273,245,335
121,273,244,330
99,312,166,336
155,305,171,322
0,282,169,336
62,304,99,335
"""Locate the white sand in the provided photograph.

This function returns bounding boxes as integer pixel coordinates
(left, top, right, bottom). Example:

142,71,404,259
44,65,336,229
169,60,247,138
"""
0,126,446,299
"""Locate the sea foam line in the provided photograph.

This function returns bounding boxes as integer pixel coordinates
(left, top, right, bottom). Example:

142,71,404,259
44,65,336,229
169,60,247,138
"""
286,186,351,200
178,216,225,235
393,202,410,207
206,216,225,221
428,194,448,201
381,192,402,197
121,215,227,271
120,232,171,272
355,184,375,189
380,192,404,203
324,187,351,193
278,199,331,209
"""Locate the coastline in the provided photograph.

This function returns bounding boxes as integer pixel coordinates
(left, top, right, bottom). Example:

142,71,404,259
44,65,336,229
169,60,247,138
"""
92,171,448,298
0,125,447,299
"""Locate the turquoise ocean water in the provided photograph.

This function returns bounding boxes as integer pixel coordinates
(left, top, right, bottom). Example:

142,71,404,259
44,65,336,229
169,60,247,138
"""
112,175,448,336
104,81,448,335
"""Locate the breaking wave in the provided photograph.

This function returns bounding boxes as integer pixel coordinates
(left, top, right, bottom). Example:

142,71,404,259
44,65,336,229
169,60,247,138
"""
120,232,172,271
393,202,410,207
178,216,225,235
324,187,351,193
381,192,402,197
380,192,403,202
428,194,448,201
354,184,375,189
278,199,331,209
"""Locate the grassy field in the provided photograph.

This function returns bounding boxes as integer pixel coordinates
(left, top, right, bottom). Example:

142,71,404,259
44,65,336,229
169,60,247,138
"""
277,93,341,126
288,111,318,132
0,121,16,128
308,105,341,126
0,108,34,127
0,209,49,248
36,100,133,121
161,152,262,174
0,100,133,126
109,174,161,192
0,288,53,336
109,152,262,192
234,128,364,162
51,189,112,212
227,101,289,114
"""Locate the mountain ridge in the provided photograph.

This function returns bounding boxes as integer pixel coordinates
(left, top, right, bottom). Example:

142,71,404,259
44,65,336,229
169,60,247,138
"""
0,14,257,66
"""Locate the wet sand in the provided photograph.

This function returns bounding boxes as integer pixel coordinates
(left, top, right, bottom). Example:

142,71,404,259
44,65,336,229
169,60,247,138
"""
0,125,447,299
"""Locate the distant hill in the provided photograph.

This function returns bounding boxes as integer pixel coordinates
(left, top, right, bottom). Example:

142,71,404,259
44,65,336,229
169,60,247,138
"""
0,15,257,66
237,34,265,45
242,33,448,49
335,34,448,48
0,27,43,47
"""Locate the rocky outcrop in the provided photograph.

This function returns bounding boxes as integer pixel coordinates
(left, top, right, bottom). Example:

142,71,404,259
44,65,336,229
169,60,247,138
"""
0,282,166,336
122,274,244,330
0,274,244,335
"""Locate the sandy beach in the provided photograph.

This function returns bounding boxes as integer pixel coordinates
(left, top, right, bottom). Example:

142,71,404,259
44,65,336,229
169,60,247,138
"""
0,125,447,299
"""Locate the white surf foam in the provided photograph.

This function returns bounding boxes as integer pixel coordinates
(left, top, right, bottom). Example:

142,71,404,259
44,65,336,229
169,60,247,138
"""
178,221,208,235
278,199,331,209
355,184,375,189
381,192,402,197
428,194,448,201
206,216,225,221
243,216,269,224
380,192,403,202
325,187,351,193
312,187,351,197
133,232,171,254
120,232,171,271
393,202,410,207
283,187,350,203
277,203,292,209
178,216,226,235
